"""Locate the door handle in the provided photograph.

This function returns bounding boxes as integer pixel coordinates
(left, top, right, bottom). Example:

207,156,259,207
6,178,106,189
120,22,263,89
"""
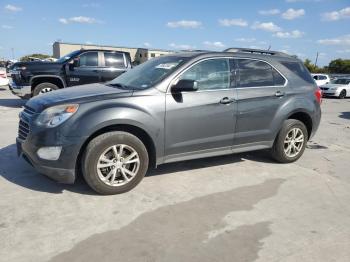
220,97,235,104
275,91,285,97
92,69,99,73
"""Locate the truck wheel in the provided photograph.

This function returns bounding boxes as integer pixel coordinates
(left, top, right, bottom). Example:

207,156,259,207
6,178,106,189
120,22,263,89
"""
271,119,308,163
33,82,59,96
82,131,149,195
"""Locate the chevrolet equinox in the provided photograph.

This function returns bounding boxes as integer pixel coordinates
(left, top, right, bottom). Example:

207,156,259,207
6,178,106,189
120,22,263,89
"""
17,48,322,195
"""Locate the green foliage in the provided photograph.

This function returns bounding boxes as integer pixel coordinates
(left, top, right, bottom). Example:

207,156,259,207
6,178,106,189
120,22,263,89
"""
328,59,350,74
303,59,327,73
20,54,52,62
303,58,350,74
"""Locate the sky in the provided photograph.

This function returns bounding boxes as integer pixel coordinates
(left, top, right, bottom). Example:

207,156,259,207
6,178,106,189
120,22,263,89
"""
0,0,349,66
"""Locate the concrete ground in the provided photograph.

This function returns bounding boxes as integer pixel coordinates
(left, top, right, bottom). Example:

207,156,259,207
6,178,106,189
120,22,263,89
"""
0,86,349,262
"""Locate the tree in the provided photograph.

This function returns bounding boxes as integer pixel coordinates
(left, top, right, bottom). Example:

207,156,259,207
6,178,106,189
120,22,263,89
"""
304,59,316,72
328,59,350,74
20,53,52,62
303,59,329,73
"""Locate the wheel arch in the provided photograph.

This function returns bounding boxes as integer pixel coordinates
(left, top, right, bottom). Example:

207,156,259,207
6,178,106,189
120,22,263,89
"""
30,75,66,92
287,110,313,140
76,124,157,178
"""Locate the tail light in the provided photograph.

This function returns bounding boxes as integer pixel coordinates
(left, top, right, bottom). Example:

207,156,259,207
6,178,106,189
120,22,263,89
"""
315,87,322,104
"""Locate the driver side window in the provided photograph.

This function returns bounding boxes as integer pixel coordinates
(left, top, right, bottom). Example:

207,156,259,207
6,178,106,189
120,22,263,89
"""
179,58,230,90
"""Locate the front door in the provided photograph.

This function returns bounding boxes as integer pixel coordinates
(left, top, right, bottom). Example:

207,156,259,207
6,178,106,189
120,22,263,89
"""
234,58,287,146
67,51,101,86
165,58,237,162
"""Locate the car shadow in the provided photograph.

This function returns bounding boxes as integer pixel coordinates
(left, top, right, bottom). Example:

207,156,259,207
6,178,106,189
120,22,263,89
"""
148,150,274,177
0,143,274,195
0,98,27,108
339,112,350,120
0,144,98,195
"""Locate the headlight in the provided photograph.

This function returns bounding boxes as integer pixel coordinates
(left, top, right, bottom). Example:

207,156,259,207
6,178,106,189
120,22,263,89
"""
13,66,26,71
35,104,79,128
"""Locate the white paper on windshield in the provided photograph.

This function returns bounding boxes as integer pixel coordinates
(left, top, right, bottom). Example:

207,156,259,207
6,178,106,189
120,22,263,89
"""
155,63,178,70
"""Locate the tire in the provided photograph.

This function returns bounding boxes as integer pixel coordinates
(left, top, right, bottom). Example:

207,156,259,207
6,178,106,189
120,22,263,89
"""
271,119,308,163
339,89,346,99
33,82,59,96
82,131,149,195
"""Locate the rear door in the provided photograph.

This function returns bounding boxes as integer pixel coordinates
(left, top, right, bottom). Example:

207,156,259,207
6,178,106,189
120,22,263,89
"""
100,52,128,82
67,51,101,86
234,58,287,146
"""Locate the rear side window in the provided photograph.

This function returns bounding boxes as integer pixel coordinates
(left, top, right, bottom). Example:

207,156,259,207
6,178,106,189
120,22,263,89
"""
237,59,285,87
79,52,98,67
281,61,314,84
104,52,125,68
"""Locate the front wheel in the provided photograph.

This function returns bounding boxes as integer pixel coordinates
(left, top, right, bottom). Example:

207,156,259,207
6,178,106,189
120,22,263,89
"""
33,82,59,96
271,119,308,163
82,131,149,195
339,89,346,99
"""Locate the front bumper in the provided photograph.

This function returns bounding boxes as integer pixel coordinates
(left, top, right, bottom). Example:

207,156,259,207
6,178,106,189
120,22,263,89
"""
16,108,87,184
322,89,340,97
16,137,81,184
9,79,31,98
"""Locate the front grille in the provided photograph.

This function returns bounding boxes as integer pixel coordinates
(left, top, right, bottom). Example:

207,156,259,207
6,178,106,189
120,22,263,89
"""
321,87,329,91
18,105,36,141
18,119,30,141
23,105,36,116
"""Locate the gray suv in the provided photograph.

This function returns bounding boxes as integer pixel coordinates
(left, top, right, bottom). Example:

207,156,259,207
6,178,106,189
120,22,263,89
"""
17,48,322,195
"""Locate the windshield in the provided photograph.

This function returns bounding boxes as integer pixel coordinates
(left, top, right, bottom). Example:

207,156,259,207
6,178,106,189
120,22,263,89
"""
109,56,189,89
56,50,81,63
332,78,350,85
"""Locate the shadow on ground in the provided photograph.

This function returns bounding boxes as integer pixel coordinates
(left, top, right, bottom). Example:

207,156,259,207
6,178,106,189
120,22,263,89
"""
50,178,284,262
0,144,274,195
0,98,27,108
339,112,350,120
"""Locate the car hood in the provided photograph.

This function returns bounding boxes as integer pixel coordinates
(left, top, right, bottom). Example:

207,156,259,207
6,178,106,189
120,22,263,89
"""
26,83,134,112
321,83,347,89
12,61,62,71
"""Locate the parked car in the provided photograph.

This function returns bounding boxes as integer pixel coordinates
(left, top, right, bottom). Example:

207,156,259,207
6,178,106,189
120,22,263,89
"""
0,67,9,86
311,74,330,86
17,48,321,194
320,78,350,99
9,49,132,99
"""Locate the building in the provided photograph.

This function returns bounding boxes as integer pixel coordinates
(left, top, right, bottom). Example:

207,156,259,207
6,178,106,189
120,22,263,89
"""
53,42,174,64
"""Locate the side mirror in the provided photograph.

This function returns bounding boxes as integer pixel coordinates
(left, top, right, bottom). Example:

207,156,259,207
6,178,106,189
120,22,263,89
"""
171,79,198,93
68,58,79,70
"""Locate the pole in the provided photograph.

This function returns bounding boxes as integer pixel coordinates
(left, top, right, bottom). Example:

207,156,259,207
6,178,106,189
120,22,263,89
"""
314,52,319,67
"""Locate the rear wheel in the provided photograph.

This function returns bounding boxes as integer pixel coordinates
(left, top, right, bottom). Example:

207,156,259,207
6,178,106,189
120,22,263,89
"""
271,119,308,163
339,89,346,99
82,131,149,195
33,82,59,96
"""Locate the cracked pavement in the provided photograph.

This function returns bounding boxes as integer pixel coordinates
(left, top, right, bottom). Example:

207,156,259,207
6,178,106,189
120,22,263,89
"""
0,87,349,262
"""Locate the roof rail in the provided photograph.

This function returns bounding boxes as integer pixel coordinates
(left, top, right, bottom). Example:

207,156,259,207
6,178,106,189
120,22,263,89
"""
224,47,290,57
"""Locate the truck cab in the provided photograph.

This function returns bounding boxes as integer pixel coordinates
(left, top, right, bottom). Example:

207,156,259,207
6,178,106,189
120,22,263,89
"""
9,49,132,99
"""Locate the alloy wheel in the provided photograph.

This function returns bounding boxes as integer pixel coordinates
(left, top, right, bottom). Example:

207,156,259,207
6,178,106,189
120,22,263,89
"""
39,87,53,94
283,127,304,158
96,144,140,186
